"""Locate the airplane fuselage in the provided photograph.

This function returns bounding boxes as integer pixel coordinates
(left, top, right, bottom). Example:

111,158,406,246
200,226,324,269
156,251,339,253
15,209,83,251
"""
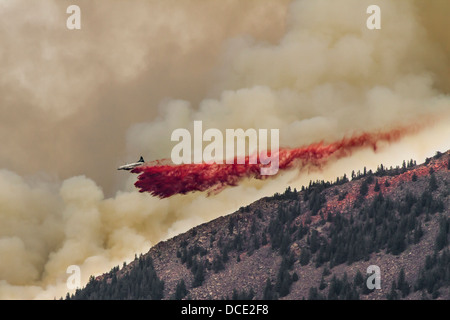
118,157,145,170
117,163,142,170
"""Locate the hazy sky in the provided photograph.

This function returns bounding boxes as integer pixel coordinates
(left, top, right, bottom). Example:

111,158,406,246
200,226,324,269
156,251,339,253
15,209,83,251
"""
0,0,449,299
0,0,291,195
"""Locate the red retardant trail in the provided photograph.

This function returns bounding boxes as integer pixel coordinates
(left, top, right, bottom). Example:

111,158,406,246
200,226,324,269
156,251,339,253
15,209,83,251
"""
132,127,410,199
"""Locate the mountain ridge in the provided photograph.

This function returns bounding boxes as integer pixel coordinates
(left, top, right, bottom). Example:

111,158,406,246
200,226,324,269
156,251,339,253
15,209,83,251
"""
68,149,450,300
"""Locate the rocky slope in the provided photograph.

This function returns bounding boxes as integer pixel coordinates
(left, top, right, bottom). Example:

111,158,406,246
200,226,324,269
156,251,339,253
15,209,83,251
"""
68,150,450,300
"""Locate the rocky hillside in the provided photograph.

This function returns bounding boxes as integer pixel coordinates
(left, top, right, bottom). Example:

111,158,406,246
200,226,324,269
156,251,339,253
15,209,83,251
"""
67,150,450,300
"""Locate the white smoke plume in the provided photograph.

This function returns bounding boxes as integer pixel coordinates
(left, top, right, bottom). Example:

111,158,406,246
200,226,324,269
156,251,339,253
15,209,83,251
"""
0,0,449,299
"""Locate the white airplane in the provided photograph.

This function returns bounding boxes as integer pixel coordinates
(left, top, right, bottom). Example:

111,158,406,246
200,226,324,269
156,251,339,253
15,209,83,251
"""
117,156,145,170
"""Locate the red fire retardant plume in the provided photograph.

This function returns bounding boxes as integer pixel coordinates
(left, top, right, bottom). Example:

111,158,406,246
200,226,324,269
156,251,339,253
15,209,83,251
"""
132,127,410,199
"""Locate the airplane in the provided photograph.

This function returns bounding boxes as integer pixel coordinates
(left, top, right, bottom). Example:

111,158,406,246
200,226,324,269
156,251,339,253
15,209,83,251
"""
117,156,145,170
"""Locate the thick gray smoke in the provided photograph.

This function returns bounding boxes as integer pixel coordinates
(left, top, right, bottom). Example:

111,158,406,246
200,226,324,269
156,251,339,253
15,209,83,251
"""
0,0,449,299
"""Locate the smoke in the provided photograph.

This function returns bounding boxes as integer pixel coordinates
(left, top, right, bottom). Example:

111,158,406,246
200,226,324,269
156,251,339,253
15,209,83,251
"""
0,0,290,195
128,0,450,161
0,0,449,299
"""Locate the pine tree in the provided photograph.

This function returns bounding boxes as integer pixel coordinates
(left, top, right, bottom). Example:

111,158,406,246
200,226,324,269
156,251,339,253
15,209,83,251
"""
397,268,410,298
276,259,293,298
263,278,276,300
173,279,188,300
319,276,327,290
429,174,438,192
213,255,225,273
261,232,268,245
360,180,369,197
389,230,406,255
309,230,320,254
374,179,380,192
327,274,342,300
299,248,311,266
308,287,325,300
192,262,205,288
386,281,399,300
232,289,239,300
435,218,449,251
353,270,364,288
322,266,331,277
